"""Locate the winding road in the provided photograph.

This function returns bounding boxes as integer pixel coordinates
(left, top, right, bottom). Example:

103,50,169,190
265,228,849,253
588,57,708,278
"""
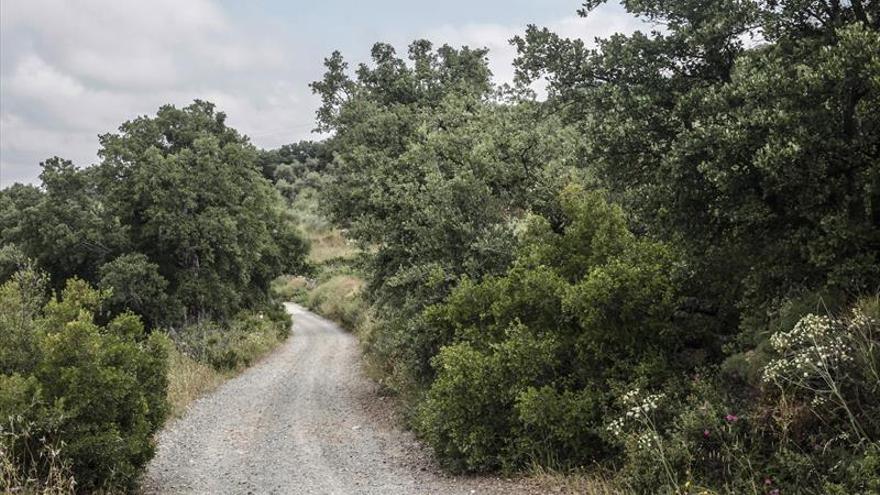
143,304,529,494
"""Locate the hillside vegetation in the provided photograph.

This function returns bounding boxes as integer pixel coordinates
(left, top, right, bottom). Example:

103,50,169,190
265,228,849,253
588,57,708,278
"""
296,1,880,493
1,1,878,493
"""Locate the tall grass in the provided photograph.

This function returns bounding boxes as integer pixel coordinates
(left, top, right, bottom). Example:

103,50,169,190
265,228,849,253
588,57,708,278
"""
306,275,367,329
308,229,359,264
165,346,227,419
1,420,77,495
526,465,621,495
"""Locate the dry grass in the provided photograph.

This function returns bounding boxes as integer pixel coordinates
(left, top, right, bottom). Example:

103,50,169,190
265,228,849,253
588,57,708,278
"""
271,275,310,302
165,346,228,419
306,275,367,329
522,465,624,494
307,228,358,263
1,424,77,495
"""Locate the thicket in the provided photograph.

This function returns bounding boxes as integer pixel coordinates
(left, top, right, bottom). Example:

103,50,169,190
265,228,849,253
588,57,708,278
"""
311,1,880,492
0,102,308,492
0,268,167,492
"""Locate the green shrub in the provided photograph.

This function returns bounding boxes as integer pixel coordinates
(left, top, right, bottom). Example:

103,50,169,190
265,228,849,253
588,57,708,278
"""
606,296,880,494
98,252,177,328
416,187,690,471
0,272,168,493
418,323,565,471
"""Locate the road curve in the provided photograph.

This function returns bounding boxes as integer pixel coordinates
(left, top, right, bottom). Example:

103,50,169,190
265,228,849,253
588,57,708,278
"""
142,304,521,494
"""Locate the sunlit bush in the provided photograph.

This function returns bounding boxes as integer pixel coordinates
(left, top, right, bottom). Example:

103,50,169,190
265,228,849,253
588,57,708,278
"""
0,270,168,493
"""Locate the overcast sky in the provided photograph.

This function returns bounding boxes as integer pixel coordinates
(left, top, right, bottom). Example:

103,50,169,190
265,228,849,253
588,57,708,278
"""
0,0,643,187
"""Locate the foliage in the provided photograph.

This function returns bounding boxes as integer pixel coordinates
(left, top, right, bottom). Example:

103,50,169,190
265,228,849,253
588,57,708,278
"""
0,101,310,327
0,160,125,288
172,307,291,371
312,41,578,317
258,140,331,203
94,100,308,321
1,0,877,491
99,253,173,328
0,272,168,493
415,187,691,471
513,0,880,333
604,297,880,494
311,3,880,485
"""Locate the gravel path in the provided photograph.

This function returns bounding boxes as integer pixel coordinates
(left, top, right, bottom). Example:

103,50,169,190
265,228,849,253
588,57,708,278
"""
142,304,532,495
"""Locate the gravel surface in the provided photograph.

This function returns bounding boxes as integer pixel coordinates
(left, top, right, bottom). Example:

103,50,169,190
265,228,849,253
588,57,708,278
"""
142,304,534,494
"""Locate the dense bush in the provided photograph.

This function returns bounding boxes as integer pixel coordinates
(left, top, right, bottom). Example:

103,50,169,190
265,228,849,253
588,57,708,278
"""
514,1,880,335
309,1,879,491
416,187,697,471
99,252,176,328
604,297,880,493
0,270,168,493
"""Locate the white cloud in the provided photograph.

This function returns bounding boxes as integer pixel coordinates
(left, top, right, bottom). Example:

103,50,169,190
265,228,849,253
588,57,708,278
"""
8,54,86,99
422,3,645,87
0,0,314,186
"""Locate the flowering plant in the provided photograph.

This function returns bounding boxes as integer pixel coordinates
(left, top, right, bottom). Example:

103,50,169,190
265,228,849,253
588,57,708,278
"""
763,307,879,445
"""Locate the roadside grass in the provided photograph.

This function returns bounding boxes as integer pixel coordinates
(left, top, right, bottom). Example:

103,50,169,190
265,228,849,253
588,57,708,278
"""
1,428,77,495
165,309,293,418
165,346,228,419
524,466,621,494
271,275,309,303
306,274,367,329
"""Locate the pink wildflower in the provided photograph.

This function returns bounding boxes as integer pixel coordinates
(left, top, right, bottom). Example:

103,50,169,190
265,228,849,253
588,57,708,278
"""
725,414,739,422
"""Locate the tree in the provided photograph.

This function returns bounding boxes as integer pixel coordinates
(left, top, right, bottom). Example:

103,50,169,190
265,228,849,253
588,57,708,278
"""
99,253,174,328
0,159,125,288
514,1,880,332
313,41,577,314
94,100,308,322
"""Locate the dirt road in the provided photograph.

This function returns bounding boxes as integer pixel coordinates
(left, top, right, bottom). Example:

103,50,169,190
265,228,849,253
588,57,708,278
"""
142,304,529,494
